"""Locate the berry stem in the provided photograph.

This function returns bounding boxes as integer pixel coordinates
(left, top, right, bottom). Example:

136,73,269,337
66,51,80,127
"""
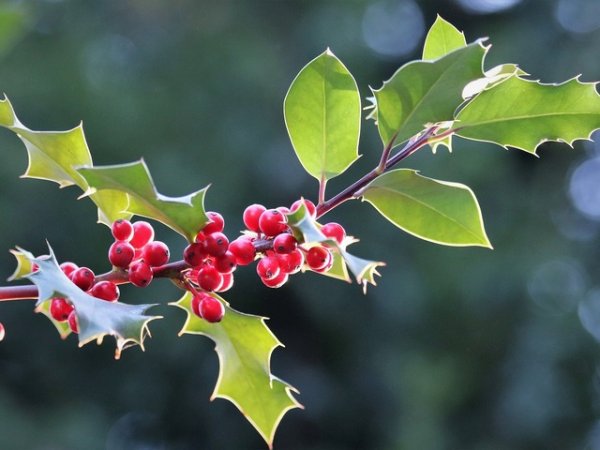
315,126,441,218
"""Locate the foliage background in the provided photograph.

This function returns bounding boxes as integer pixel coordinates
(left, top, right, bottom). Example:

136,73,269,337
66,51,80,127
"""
0,0,599,449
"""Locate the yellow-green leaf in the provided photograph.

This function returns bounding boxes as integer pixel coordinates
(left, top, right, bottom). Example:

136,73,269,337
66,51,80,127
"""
172,292,302,449
362,169,492,248
422,15,466,61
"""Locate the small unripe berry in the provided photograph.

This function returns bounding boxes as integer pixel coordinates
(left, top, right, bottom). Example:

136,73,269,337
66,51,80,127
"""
197,266,223,292
277,248,304,274
214,251,237,274
129,261,153,287
59,262,78,277
259,209,287,237
50,297,74,322
183,242,207,267
229,237,256,265
273,233,297,254
203,211,225,235
321,222,346,245
109,241,135,269
205,232,229,257
306,246,333,272
243,204,266,232
216,272,234,292
90,281,120,302
257,256,280,281
142,241,170,267
68,311,79,334
70,267,95,291
261,271,289,288
199,296,225,323
290,198,316,218
130,221,155,249
111,219,134,242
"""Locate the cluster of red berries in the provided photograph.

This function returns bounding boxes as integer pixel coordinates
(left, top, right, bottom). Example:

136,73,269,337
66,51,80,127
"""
46,200,348,331
48,219,171,333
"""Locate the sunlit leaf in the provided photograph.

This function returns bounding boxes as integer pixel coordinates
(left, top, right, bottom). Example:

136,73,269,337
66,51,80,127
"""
362,169,492,248
372,41,486,146
0,96,130,225
462,64,527,99
78,160,209,242
422,15,466,61
457,77,600,154
172,292,302,449
284,49,361,181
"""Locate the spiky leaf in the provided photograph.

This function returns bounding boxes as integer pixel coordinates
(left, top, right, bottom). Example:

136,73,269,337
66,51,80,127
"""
172,292,302,449
456,77,600,153
20,245,160,358
422,15,466,61
362,169,491,248
0,96,130,225
284,49,361,181
8,248,35,281
78,160,208,242
372,41,486,146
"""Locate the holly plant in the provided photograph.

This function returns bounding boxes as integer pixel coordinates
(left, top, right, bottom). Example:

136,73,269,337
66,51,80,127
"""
1,16,599,448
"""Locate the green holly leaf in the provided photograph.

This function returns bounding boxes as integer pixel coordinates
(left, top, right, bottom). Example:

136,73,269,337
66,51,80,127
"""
372,41,486,147
20,245,161,358
422,15,466,61
0,96,131,225
284,49,361,182
172,292,302,449
78,160,209,242
362,169,492,248
456,77,600,154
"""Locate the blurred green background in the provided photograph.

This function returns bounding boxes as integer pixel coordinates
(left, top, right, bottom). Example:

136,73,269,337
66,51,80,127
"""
0,0,599,449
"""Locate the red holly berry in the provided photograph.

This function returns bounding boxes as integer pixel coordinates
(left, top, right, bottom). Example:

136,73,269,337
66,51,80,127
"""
59,261,78,277
205,232,229,257
306,246,333,272
183,242,207,267
243,203,266,232
229,237,256,265
261,270,289,288
203,211,225,235
50,297,74,322
70,267,95,291
108,241,135,269
257,256,280,281
258,209,288,237
130,221,155,249
191,292,209,318
199,295,225,323
273,233,297,254
31,263,39,273
216,272,234,292
290,198,316,218
142,241,170,267
68,311,79,334
111,219,134,242
321,222,346,245
197,266,223,291
214,251,237,274
90,281,120,302
128,261,153,287
277,248,304,274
